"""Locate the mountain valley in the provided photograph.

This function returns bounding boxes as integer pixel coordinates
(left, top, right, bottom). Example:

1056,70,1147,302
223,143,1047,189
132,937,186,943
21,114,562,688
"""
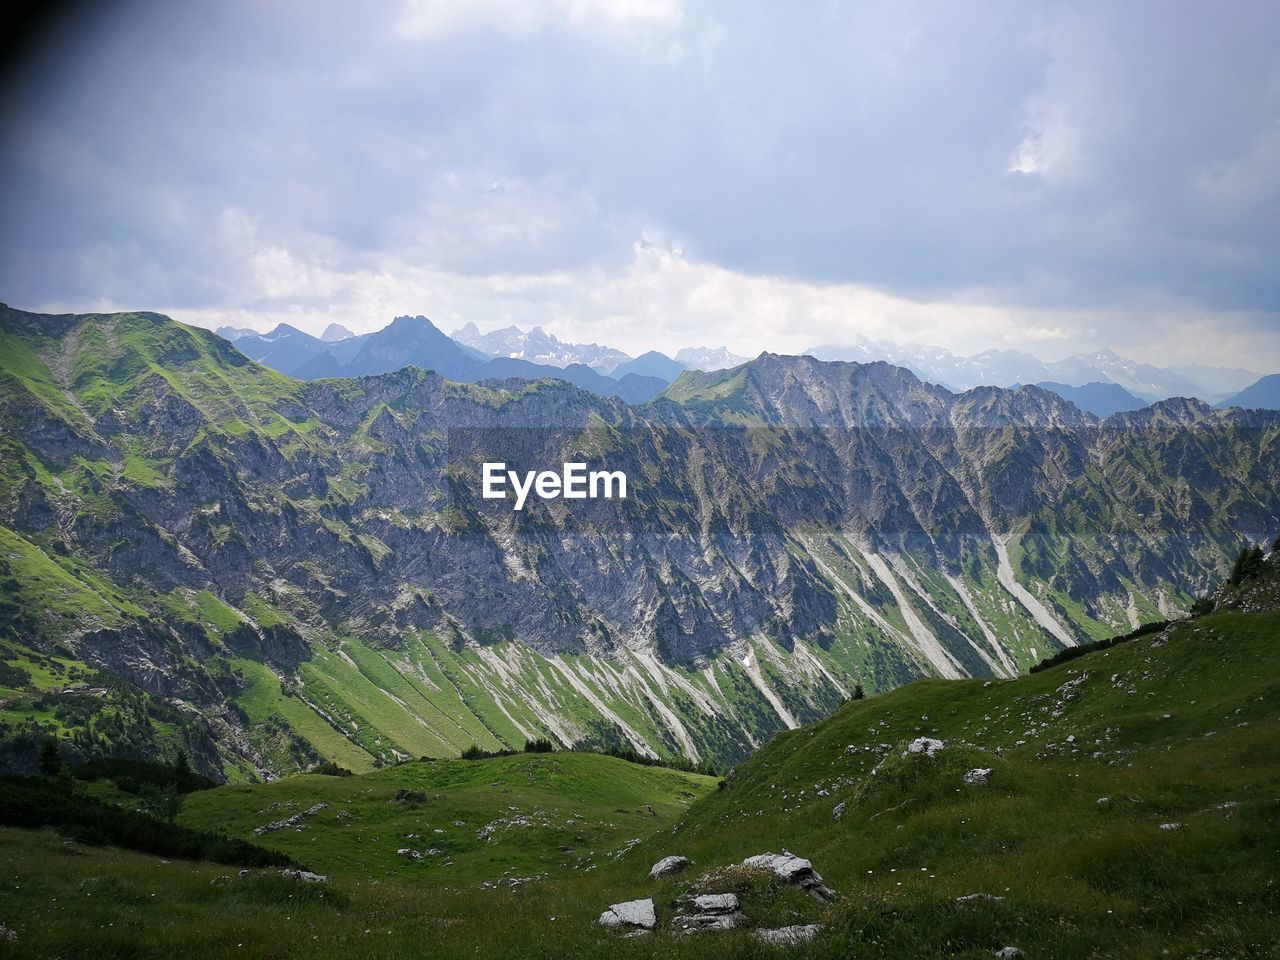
2,547,1276,958
2,305,1278,782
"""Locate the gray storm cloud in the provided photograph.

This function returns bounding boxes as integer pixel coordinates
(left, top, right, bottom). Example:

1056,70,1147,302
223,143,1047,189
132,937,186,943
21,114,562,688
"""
0,0,1277,368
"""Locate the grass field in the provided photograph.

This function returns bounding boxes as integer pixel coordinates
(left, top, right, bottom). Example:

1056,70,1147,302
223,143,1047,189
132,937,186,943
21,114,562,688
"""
0,605,1276,958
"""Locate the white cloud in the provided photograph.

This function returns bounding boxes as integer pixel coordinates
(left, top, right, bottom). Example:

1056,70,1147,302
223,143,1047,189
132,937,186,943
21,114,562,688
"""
1008,96,1079,178
395,0,681,40
153,237,1274,371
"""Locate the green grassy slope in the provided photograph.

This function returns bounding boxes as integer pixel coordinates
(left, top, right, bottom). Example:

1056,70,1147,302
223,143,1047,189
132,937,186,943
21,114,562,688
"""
616,608,1278,958
0,603,1275,958
181,752,713,884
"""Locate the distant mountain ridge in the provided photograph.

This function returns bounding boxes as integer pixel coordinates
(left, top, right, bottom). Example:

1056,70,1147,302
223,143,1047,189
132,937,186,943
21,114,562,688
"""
806,335,1263,402
610,350,687,382
321,322,354,342
220,319,1269,405
675,345,750,370
214,325,259,342
451,322,630,372
1217,374,1280,411
1034,381,1147,417
232,315,668,403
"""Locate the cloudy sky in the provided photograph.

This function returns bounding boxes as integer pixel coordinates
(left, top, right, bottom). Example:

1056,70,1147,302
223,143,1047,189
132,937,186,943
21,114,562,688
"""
1,0,1278,369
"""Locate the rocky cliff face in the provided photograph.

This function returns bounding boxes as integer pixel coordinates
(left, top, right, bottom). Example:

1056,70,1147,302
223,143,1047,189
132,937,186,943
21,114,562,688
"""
2,306,1277,777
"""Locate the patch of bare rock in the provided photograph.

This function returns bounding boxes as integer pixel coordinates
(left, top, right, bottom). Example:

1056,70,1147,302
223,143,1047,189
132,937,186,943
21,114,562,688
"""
756,924,823,946
598,852,831,939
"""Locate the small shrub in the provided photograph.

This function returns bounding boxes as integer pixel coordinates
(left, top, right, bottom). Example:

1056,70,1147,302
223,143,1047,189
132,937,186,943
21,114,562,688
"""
306,761,354,777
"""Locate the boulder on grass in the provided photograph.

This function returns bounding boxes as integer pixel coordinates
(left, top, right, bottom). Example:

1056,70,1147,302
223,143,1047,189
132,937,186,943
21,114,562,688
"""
905,737,946,757
598,898,656,931
740,851,834,901
648,855,691,880
964,768,994,787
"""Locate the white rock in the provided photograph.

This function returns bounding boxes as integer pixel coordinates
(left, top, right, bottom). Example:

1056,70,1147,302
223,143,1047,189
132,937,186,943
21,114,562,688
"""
648,855,691,880
1159,822,1182,831
964,768,994,787
673,912,744,933
741,851,834,901
757,924,822,946
742,851,813,881
598,898,656,930
279,869,328,884
832,801,846,820
994,948,1026,959
693,893,739,913
905,737,946,757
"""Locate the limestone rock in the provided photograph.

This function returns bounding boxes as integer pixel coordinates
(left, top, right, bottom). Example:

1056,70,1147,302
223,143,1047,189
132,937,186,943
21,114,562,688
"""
741,851,834,901
905,737,946,757
279,869,328,883
672,912,744,933
598,898,656,930
964,768,994,786
756,924,822,946
648,855,691,880
692,893,739,913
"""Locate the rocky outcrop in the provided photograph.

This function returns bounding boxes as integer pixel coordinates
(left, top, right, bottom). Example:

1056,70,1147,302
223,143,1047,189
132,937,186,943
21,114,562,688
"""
254,802,327,836
597,898,656,931
648,855,691,880
741,851,834,901
671,892,744,934
905,737,946,757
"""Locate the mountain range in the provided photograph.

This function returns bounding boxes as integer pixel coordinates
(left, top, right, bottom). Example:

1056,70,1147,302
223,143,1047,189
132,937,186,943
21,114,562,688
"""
1217,373,1280,411
450,322,631,373
226,319,1278,410
1031,381,1147,418
3,303,1279,782
448,324,747,377
806,335,1266,404
229,316,669,403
